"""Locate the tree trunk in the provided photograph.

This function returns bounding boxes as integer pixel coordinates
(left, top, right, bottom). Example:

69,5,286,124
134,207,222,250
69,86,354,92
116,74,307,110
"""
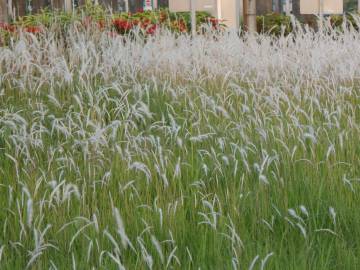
243,0,256,32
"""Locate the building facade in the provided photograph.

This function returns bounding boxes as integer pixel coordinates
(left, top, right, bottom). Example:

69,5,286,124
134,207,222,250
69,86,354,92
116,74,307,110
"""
1,0,357,23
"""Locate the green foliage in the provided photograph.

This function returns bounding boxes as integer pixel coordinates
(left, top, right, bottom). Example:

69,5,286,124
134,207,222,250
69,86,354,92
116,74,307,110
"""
257,13,293,36
329,13,360,31
10,4,218,34
2,15,360,270
344,0,358,12
256,13,360,36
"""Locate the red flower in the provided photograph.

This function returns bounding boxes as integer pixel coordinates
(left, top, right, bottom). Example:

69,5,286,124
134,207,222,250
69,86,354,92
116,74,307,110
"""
98,20,106,30
207,18,224,30
132,20,140,26
24,26,42,34
0,22,16,33
146,24,157,35
113,19,134,33
141,18,151,29
178,20,187,32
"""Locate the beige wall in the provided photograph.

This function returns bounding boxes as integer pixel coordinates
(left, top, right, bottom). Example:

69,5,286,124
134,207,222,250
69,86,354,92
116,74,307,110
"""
169,0,217,15
300,0,343,14
169,0,241,28
221,0,239,28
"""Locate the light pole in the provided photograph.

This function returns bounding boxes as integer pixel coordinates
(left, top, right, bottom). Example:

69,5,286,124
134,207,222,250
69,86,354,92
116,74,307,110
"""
243,0,248,30
125,0,129,12
285,0,291,15
191,0,196,36
319,0,324,19
216,0,222,20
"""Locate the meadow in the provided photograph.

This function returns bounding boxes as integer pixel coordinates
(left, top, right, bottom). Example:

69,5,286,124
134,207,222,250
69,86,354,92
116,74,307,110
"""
1,18,360,269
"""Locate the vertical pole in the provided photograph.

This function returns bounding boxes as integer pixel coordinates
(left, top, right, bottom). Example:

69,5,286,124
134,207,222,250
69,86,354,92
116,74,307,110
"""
248,0,256,32
125,0,129,12
319,0,323,18
358,0,360,14
27,0,33,14
191,0,196,36
235,0,241,28
285,0,290,15
0,0,9,22
64,0,72,11
243,0,248,30
216,0,222,20
8,0,14,21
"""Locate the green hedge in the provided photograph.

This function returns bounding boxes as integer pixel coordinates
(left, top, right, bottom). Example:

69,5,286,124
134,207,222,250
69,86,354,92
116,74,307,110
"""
256,13,360,36
257,13,293,35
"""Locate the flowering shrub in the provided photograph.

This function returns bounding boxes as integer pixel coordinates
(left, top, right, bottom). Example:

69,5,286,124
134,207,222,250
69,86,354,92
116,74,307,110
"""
1,23,43,45
0,7,223,46
23,26,43,34
0,22,16,33
110,9,225,35
0,0,229,41
111,11,189,35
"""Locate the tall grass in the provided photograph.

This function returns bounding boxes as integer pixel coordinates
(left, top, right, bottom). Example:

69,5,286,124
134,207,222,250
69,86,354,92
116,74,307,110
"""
1,21,360,269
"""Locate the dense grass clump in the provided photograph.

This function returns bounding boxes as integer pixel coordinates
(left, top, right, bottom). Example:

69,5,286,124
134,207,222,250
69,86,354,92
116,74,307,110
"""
1,20,360,270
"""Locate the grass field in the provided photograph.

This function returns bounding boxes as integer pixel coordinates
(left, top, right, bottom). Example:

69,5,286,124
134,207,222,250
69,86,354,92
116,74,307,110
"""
1,23,360,269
